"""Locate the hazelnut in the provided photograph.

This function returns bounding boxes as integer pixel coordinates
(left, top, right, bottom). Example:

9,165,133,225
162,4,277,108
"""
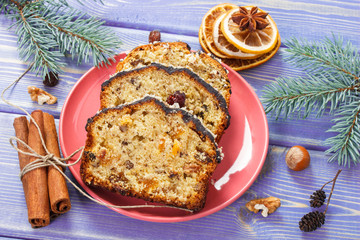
285,145,310,171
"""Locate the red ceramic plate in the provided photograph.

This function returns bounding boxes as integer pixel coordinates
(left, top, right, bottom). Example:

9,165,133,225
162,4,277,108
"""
59,53,268,222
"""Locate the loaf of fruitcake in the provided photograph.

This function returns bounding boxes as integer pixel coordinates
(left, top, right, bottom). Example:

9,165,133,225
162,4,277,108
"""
101,63,230,142
116,41,231,107
80,96,222,211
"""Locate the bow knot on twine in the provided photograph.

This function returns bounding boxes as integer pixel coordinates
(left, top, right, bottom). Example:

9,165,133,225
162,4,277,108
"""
9,136,83,180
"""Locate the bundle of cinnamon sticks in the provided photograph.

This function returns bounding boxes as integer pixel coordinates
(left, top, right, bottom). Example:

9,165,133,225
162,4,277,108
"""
13,110,71,228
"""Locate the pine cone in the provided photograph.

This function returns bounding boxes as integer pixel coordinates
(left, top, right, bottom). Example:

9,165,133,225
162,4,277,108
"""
43,71,59,87
299,211,325,232
310,190,326,208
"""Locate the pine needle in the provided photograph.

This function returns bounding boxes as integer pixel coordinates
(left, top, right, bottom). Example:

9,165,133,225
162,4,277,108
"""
262,35,360,167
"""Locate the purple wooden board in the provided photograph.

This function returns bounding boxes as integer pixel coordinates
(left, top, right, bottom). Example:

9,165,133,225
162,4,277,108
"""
68,0,360,48
0,0,360,238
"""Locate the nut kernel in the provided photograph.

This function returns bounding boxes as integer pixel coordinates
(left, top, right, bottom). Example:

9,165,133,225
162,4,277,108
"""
246,196,281,215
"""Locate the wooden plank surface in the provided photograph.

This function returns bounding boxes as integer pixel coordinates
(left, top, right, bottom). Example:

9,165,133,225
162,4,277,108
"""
0,0,359,239
69,0,360,48
1,113,359,239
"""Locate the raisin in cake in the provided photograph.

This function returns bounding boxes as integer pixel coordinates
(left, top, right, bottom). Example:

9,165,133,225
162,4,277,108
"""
80,96,222,211
101,64,230,142
116,41,231,107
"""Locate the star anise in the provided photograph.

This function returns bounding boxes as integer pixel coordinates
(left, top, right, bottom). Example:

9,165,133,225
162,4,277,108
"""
231,6,269,32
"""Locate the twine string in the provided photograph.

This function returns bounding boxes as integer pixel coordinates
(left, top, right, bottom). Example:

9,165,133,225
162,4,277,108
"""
9,136,84,177
2,63,193,213
2,63,51,157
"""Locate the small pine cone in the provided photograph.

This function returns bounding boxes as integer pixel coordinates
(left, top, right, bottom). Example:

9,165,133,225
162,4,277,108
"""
43,71,59,87
310,190,326,208
299,211,325,232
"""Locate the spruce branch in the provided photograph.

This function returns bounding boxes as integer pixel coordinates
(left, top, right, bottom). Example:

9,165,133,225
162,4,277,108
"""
0,0,122,79
283,35,360,82
14,2,64,76
262,35,360,167
326,96,360,166
27,2,120,66
263,73,359,119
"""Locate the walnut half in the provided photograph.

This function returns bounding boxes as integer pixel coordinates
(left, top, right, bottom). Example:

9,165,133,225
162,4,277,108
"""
28,86,57,105
246,196,281,217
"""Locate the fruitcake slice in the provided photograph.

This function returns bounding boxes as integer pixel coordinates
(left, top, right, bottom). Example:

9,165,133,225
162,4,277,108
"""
116,41,231,108
101,63,230,142
80,96,222,211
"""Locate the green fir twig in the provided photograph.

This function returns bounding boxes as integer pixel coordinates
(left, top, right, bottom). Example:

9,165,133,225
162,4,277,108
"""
326,95,360,166
262,35,360,167
0,0,122,79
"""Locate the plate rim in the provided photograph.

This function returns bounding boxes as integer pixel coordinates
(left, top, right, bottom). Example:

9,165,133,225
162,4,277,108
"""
59,52,269,222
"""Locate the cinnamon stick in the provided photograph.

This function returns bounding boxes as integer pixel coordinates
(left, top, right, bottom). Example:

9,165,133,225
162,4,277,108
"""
13,116,29,170
26,110,50,227
43,112,71,214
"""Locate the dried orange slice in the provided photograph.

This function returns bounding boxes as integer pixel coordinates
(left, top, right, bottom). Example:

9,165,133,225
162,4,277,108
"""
222,35,281,71
198,24,211,54
221,6,279,54
200,26,228,58
199,24,227,58
200,3,238,58
213,12,259,59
